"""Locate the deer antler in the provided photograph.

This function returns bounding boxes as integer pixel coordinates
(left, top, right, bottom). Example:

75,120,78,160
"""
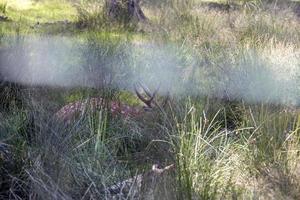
138,82,159,100
134,83,159,108
135,82,172,111
140,82,170,108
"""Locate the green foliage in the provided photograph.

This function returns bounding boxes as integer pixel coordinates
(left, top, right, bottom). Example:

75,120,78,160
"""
0,1,7,14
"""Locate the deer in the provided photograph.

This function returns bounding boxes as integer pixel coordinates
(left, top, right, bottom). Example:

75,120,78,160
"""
54,83,168,123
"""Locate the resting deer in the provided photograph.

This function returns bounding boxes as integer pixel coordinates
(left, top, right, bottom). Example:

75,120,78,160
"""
55,83,167,123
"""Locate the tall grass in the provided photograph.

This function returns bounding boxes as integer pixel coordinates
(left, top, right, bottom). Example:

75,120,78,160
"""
0,94,149,199
170,101,242,199
171,100,300,199
1,0,300,199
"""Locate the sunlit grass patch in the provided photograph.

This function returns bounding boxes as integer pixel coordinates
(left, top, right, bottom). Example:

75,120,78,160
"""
6,0,33,10
5,0,77,24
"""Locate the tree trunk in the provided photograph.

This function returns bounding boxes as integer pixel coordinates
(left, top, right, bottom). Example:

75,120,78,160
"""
106,0,146,23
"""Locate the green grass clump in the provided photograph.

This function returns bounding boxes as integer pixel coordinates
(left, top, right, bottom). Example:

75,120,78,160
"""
171,100,300,199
